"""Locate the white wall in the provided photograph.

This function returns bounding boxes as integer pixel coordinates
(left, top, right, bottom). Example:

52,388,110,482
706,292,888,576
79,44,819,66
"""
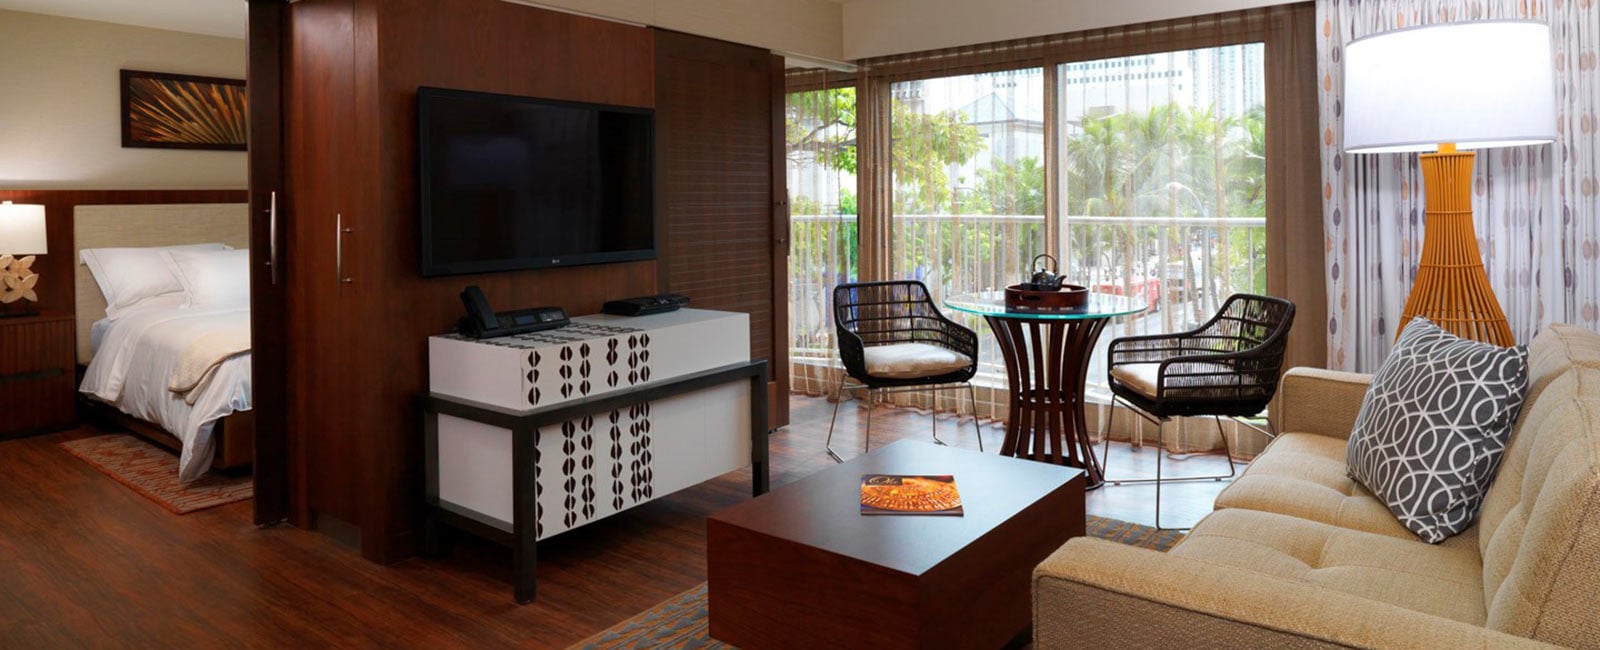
843,0,1296,60
0,10,247,189
507,0,845,61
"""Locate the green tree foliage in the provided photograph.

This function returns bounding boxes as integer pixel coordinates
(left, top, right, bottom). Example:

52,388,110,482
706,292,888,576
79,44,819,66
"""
889,101,985,213
786,87,985,213
1060,102,1269,304
786,87,857,175
970,156,1045,216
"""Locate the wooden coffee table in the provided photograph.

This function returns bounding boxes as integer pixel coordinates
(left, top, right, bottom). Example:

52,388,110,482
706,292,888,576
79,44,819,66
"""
707,440,1086,649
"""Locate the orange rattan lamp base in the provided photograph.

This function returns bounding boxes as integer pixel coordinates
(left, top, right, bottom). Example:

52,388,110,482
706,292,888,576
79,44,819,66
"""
1398,144,1515,347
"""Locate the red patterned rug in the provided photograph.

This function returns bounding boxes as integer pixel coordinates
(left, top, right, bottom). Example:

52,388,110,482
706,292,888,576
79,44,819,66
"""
59,434,252,514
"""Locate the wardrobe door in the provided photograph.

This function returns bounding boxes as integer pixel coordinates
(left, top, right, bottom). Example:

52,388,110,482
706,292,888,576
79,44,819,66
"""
285,0,367,530
247,0,291,527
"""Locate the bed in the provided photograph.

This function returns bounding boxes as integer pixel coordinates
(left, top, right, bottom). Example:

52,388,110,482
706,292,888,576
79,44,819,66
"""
73,204,254,482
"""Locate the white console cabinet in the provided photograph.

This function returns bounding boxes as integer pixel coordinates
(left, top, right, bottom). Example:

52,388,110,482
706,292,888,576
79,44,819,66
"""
422,308,769,603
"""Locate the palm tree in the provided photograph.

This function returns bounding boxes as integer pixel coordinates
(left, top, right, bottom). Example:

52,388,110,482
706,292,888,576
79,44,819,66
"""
1060,102,1268,324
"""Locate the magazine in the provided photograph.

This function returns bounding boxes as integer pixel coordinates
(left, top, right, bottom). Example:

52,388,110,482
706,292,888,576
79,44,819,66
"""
859,474,964,516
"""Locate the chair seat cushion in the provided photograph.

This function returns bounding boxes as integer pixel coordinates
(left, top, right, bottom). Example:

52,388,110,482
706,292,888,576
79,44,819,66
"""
1110,361,1236,399
862,343,971,379
1215,433,1431,542
1171,508,1488,625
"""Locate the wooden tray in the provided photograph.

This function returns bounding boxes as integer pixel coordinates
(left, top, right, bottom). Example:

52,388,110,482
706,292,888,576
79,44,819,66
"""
1004,283,1088,309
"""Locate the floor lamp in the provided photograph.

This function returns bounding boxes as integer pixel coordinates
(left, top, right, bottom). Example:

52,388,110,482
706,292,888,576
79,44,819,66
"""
1342,20,1557,347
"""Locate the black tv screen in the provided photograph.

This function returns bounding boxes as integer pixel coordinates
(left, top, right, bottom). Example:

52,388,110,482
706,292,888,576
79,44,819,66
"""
418,87,655,276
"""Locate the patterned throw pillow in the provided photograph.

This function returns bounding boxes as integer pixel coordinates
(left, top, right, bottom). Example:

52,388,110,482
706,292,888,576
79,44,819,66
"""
1346,318,1529,543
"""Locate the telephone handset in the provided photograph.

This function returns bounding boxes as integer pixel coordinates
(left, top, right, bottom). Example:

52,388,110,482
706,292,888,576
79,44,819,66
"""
457,285,570,339
461,285,500,331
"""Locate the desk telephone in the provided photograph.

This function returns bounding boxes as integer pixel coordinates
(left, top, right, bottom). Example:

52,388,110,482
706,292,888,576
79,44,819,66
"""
457,285,570,339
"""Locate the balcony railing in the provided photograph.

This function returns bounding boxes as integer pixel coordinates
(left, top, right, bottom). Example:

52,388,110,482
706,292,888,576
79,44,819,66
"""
789,213,1267,392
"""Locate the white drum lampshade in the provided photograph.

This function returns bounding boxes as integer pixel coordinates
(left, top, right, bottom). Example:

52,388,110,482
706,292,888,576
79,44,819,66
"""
1343,20,1556,154
0,201,47,255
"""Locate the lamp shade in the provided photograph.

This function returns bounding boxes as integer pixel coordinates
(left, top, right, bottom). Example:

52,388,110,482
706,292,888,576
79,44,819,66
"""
0,201,48,255
1343,20,1556,154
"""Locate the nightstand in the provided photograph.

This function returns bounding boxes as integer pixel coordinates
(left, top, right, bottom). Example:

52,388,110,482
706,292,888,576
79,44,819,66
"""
0,311,76,438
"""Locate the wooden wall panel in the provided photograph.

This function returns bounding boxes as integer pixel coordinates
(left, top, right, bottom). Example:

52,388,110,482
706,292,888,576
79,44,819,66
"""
0,190,247,316
655,30,787,426
333,0,658,562
286,0,784,562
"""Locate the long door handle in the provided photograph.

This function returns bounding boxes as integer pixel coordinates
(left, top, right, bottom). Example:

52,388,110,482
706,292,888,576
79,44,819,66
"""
266,190,279,285
336,213,353,288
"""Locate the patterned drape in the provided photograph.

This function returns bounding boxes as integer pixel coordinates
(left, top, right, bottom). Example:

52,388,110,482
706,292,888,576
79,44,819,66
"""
1319,0,1600,372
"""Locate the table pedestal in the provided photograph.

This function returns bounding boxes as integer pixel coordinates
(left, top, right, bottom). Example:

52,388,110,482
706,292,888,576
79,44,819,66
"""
985,316,1109,489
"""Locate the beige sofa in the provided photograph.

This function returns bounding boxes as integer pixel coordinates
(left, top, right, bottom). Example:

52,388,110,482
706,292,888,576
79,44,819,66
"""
1035,324,1600,649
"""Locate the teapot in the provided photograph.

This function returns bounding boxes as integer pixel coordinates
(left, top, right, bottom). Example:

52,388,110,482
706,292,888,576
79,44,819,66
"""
1028,254,1064,292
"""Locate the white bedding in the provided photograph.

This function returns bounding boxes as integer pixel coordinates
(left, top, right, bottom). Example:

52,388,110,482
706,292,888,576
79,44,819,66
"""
79,303,252,482
89,318,111,358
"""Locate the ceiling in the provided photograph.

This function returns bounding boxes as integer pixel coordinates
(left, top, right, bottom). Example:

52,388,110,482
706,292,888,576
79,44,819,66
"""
0,0,246,39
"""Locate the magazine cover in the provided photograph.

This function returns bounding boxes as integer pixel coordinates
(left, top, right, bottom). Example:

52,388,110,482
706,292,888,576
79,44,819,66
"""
859,474,964,516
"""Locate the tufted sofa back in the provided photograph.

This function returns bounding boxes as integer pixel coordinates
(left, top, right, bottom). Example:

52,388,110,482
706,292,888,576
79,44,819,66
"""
1478,324,1600,647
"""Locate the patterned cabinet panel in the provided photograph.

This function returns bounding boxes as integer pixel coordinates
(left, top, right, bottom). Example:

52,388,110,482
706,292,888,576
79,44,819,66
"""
434,383,750,537
428,308,752,535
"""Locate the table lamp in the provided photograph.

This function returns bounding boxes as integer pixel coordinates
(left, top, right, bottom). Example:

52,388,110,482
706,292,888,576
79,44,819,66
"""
0,201,47,318
1342,20,1556,346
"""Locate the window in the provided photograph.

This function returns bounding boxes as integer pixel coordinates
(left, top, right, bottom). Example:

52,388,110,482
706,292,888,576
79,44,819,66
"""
783,43,1271,394
786,76,857,394
889,69,1046,377
1058,43,1268,386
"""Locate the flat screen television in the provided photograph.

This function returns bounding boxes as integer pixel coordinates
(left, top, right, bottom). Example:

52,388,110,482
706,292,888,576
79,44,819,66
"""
417,86,655,277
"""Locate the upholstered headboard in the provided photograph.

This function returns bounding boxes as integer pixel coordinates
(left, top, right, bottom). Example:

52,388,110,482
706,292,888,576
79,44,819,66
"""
73,203,249,363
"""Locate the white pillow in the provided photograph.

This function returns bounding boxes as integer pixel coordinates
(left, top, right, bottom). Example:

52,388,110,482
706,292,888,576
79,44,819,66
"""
80,243,230,319
161,248,250,308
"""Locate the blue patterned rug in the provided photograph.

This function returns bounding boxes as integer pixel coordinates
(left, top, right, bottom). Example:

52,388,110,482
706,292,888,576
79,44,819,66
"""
573,515,1182,649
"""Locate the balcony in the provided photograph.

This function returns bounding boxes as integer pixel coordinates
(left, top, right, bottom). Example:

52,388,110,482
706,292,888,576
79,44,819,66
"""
789,212,1268,391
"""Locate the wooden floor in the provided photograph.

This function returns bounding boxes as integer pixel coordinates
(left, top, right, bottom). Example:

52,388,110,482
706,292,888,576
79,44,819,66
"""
0,395,1242,648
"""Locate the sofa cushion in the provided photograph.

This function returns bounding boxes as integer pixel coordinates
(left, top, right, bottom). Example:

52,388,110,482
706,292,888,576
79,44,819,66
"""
1346,318,1529,543
861,342,970,379
1171,508,1487,626
1476,373,1600,646
1215,433,1415,540
1522,323,1600,407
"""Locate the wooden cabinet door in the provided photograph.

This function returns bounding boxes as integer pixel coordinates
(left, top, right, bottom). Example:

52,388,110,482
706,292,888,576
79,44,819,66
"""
285,0,368,530
248,0,291,526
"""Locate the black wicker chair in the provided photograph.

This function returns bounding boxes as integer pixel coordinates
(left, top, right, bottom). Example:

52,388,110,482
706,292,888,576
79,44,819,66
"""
826,281,983,463
1101,293,1295,529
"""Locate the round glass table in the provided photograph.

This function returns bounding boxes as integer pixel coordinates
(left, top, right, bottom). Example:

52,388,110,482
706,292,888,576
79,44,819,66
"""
944,291,1147,489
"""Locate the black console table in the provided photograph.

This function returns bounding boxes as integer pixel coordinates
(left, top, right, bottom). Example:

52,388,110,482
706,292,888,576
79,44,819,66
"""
421,359,769,604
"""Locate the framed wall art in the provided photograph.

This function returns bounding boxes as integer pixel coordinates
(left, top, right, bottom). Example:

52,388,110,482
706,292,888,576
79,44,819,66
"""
120,69,247,151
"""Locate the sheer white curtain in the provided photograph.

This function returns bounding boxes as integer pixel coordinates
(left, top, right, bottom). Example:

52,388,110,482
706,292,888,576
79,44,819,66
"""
786,69,858,396
1320,0,1600,371
888,68,1047,398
